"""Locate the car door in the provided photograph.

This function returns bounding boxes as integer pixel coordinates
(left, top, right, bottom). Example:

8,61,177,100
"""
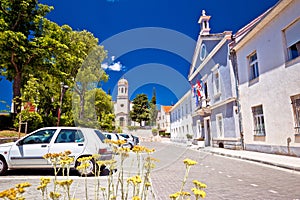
9,129,57,166
48,129,86,159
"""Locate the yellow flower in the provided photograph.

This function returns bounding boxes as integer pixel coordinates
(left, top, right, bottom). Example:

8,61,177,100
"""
169,192,180,199
119,147,131,152
132,196,141,200
37,184,47,190
145,182,151,187
64,150,72,155
127,175,142,185
77,156,92,162
55,179,73,186
192,180,207,189
181,191,191,196
191,188,206,198
132,145,145,153
144,147,155,153
183,158,197,166
15,182,31,188
50,191,61,199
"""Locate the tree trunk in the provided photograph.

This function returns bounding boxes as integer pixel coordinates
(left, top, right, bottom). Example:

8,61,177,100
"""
13,71,22,114
79,93,85,120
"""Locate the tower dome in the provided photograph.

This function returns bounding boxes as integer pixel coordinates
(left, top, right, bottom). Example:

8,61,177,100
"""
118,78,128,86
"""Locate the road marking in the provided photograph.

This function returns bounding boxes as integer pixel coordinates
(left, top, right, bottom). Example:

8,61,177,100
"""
218,171,223,174
227,175,232,178
250,184,258,187
238,179,243,182
211,168,215,170
205,166,209,168
268,190,278,194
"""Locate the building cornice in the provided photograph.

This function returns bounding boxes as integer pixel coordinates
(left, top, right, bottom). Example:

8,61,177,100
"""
209,97,237,110
233,0,293,51
169,90,191,112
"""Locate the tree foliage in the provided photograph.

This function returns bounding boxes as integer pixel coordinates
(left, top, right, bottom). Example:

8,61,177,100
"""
130,94,150,126
0,0,66,113
0,0,112,129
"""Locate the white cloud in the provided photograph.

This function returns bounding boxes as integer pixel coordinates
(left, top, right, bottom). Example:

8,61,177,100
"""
101,61,124,72
101,63,109,70
109,62,123,71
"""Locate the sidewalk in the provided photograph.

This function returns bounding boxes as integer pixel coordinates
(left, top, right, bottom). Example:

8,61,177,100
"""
199,146,300,172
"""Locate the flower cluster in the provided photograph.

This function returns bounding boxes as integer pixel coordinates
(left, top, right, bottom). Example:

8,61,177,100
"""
127,175,142,186
170,191,191,199
132,145,155,154
104,139,127,146
0,182,31,199
169,159,207,199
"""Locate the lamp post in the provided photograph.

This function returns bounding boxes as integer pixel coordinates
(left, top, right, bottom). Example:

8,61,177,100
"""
57,82,69,126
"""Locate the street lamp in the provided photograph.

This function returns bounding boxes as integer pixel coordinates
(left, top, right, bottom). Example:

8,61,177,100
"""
57,82,69,126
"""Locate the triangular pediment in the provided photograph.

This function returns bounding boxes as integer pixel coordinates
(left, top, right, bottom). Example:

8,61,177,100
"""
189,34,224,77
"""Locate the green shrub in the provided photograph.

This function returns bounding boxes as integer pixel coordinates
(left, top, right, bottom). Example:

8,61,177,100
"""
14,110,43,133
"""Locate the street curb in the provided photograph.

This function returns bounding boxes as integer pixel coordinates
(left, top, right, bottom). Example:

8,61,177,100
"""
207,151,300,172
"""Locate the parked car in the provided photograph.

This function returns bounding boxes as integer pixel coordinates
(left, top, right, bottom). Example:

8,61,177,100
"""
119,133,140,147
103,132,132,149
0,127,113,176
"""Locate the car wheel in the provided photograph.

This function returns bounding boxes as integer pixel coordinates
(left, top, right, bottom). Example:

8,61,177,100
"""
0,157,8,176
75,157,96,176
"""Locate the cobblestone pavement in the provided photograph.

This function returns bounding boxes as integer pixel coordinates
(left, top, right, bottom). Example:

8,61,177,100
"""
0,141,300,199
142,141,300,200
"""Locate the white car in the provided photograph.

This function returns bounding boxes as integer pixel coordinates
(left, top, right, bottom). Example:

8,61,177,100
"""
119,133,139,147
104,132,133,149
0,127,113,176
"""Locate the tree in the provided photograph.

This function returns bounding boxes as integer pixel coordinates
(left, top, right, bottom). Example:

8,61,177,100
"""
0,0,69,113
149,87,158,126
151,87,156,105
72,45,108,126
130,94,150,126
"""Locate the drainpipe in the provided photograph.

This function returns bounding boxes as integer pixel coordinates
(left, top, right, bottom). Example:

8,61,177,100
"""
229,47,245,150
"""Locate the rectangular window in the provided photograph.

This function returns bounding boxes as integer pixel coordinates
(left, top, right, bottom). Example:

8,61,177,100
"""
291,94,300,134
248,52,259,80
213,71,221,96
252,105,265,136
185,104,188,115
284,19,300,61
216,114,224,138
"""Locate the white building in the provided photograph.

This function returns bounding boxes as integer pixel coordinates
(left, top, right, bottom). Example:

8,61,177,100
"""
156,105,172,134
232,0,300,156
170,91,193,143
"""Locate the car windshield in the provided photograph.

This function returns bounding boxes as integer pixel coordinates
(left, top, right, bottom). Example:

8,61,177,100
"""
22,129,56,144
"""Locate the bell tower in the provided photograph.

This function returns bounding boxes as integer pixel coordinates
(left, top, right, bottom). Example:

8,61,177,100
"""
198,10,211,35
115,78,130,127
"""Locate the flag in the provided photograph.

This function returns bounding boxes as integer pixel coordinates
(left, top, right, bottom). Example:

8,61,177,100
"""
191,80,203,107
195,80,202,98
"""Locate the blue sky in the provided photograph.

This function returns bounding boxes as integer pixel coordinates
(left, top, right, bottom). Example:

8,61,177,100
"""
0,0,279,111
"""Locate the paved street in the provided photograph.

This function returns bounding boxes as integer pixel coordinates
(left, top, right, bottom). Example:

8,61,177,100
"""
0,141,300,199
145,141,300,200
